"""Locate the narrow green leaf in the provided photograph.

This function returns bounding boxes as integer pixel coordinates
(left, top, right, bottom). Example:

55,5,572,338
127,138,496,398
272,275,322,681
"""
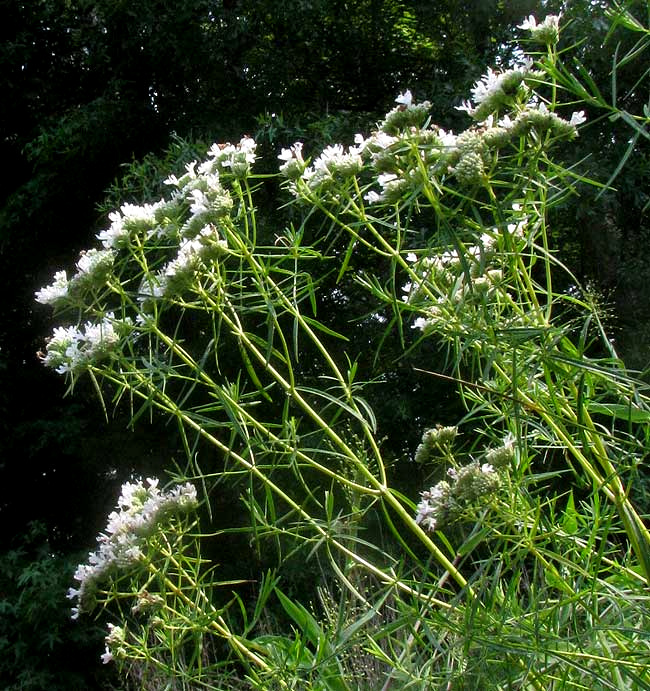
596,129,640,199
588,402,650,423
275,588,330,653
562,492,579,535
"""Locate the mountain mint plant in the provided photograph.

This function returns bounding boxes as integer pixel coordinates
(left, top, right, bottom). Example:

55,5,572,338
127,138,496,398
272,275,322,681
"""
36,14,650,689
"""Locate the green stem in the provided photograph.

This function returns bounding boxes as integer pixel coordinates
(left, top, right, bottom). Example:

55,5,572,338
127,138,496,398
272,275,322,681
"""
98,360,463,600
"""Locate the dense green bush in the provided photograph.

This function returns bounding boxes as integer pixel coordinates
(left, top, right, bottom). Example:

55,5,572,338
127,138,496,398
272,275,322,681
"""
0,523,115,690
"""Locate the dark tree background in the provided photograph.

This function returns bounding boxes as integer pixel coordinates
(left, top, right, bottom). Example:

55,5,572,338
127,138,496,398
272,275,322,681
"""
4,0,649,686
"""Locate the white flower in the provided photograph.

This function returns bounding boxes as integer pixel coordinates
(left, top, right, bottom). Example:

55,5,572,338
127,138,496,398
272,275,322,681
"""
457,59,533,121
395,89,413,106
543,15,560,30
123,202,158,225
570,110,586,126
471,67,500,105
518,14,537,30
97,211,126,248
415,499,436,530
76,248,114,276
480,114,496,128
208,136,257,177
455,99,475,116
437,128,457,147
97,200,165,248
165,161,198,188
159,225,225,290
40,325,80,371
497,114,514,129
278,148,293,162
35,270,70,305
316,144,343,171
239,136,257,158
170,482,199,506
521,56,534,71
189,189,211,216
519,14,559,32
484,433,516,469
301,142,363,189
101,623,125,663
377,173,398,187
278,141,304,164
82,316,120,357
369,131,398,150
203,173,223,193
318,144,362,175
364,190,382,204
364,172,407,203
519,14,561,43
351,133,368,153
41,315,129,375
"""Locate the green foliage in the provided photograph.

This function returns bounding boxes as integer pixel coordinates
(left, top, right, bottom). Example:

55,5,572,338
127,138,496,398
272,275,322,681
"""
0,523,114,690
33,10,650,689
539,0,650,369
98,136,211,213
10,0,650,688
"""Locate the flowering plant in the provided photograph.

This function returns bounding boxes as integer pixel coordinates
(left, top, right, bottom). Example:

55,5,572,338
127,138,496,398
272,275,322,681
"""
68,478,198,620
37,14,650,689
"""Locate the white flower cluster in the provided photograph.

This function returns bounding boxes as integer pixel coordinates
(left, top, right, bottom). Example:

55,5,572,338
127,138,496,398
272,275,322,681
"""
518,14,560,44
381,88,433,134
484,432,516,469
38,137,253,306
36,249,116,306
40,312,128,374
35,270,69,305
278,141,306,179
415,460,501,533
414,425,459,464
129,142,256,295
68,477,198,619
101,623,126,664
490,102,586,140
450,101,585,185
164,138,257,185
300,143,365,192
404,215,528,333
279,91,436,199
280,70,585,206
141,223,229,300
456,60,536,122
344,87,585,206
363,172,410,205
37,136,256,376
414,432,514,532
97,201,167,249
205,136,257,178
